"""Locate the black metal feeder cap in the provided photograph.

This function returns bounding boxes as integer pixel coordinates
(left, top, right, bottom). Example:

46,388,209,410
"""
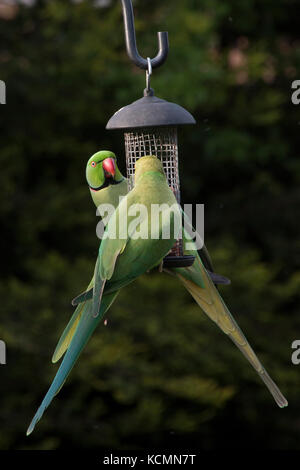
106,90,196,130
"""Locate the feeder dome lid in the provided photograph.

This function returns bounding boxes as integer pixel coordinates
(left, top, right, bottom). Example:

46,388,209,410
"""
106,90,196,130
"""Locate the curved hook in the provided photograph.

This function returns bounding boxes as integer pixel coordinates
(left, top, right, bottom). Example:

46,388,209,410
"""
120,0,169,70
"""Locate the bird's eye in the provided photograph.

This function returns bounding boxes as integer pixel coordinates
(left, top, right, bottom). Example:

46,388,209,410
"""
91,161,97,167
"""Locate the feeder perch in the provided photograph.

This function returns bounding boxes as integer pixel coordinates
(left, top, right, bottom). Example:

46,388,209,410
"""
106,0,196,268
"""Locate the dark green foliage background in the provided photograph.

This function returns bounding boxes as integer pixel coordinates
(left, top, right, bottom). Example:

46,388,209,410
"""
0,0,299,450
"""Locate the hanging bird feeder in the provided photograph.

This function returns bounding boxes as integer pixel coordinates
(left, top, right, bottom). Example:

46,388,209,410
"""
106,0,196,268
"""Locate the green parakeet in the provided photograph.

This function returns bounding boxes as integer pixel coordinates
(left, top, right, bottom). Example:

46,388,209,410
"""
52,149,227,370
27,155,181,435
27,151,287,436
78,154,288,408
91,155,181,316
51,151,128,364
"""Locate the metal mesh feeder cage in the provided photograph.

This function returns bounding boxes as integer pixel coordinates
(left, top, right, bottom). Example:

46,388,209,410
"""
106,89,196,268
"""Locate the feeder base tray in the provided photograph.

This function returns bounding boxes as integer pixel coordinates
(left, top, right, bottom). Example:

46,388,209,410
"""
163,255,195,268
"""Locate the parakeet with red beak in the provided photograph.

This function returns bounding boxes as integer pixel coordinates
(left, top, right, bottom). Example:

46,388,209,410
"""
48,151,128,365
86,150,128,209
27,156,182,435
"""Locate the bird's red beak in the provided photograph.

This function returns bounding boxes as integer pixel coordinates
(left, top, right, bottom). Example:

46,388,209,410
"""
102,157,116,178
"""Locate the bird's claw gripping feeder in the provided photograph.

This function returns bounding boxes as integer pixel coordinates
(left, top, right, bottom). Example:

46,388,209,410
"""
106,0,196,268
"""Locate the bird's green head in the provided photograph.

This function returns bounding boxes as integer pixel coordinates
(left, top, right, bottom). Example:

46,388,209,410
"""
86,150,124,192
134,155,165,183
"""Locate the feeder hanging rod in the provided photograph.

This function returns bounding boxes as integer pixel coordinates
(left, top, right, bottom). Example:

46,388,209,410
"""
120,0,169,71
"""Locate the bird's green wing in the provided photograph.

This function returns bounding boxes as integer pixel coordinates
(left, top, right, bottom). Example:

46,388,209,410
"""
91,190,154,315
92,195,131,317
71,273,95,306
71,289,93,306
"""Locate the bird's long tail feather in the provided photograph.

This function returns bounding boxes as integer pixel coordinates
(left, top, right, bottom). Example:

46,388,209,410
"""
52,302,85,363
26,292,118,435
175,264,288,408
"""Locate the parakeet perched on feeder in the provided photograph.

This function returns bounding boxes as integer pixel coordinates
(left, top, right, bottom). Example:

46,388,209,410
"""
79,152,288,408
86,153,288,409
53,151,226,363
27,155,182,435
27,152,287,436
91,155,182,317
59,152,288,409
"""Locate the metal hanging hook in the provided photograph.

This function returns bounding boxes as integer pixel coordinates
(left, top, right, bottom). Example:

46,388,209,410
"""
120,0,169,70
145,57,152,94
